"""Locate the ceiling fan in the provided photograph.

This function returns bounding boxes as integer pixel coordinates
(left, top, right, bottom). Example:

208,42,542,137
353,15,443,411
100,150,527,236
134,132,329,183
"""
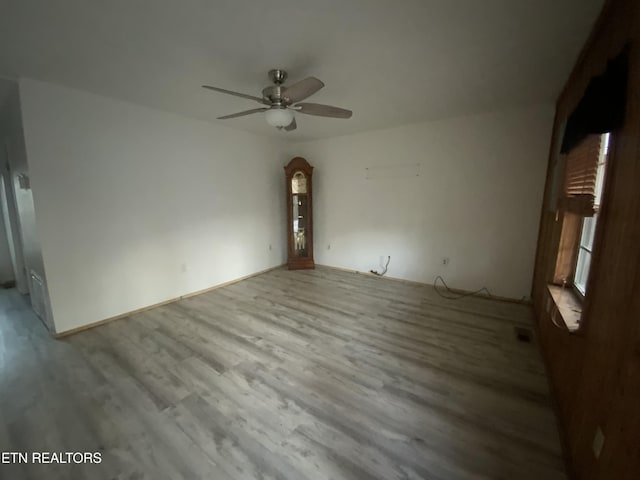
202,69,352,132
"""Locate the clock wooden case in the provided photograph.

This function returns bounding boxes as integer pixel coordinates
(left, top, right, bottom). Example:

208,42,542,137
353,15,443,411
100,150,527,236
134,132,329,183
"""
285,157,315,270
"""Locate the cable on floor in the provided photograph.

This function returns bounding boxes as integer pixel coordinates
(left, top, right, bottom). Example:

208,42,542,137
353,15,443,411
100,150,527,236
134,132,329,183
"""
371,256,390,276
433,275,493,300
434,275,528,303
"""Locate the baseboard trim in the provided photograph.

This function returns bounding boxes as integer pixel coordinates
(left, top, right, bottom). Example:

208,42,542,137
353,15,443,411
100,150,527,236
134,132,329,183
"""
54,264,285,338
315,263,531,305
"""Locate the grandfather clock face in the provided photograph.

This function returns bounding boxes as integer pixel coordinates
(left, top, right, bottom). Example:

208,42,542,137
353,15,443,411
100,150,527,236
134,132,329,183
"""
291,171,308,257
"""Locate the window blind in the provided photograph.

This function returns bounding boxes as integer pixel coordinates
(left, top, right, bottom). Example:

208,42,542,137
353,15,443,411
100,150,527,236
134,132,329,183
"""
560,134,602,216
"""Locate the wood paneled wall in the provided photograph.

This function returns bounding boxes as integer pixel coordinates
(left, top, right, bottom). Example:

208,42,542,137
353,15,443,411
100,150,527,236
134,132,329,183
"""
532,1,640,479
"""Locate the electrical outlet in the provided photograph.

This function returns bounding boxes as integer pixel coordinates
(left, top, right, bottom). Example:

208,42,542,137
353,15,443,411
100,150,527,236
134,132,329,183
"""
442,257,450,266
327,244,331,250
593,426,605,459
269,244,272,250
180,263,187,273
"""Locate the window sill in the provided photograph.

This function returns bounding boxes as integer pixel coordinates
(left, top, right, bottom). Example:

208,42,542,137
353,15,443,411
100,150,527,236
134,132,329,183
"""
547,284,583,332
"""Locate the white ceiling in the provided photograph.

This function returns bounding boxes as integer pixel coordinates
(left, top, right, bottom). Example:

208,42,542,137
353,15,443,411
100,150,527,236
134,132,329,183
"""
0,0,603,141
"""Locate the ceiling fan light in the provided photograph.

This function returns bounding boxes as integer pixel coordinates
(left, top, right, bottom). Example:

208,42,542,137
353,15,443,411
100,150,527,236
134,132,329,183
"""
265,108,294,127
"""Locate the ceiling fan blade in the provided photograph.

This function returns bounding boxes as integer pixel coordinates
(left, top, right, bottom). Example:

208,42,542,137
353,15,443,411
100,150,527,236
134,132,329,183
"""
202,85,267,104
295,103,352,119
284,117,297,132
283,77,324,103
217,108,268,120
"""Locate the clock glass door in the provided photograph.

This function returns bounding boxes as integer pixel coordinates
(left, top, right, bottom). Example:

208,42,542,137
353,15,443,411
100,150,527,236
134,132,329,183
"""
292,171,308,257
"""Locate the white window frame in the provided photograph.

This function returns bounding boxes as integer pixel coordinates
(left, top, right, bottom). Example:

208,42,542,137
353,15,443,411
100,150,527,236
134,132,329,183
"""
574,133,610,297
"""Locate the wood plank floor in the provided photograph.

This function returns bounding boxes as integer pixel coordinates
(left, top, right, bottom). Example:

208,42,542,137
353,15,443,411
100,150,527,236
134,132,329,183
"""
0,267,566,480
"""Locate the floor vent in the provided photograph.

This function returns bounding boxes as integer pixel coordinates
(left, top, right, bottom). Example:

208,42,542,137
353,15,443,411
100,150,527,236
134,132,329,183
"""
514,327,533,343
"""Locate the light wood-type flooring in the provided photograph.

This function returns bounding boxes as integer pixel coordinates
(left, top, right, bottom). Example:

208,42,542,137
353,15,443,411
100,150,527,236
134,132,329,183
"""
0,267,566,479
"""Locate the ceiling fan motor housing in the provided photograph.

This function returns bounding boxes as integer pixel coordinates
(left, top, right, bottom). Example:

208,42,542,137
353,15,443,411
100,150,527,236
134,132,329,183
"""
264,69,290,105
262,85,286,106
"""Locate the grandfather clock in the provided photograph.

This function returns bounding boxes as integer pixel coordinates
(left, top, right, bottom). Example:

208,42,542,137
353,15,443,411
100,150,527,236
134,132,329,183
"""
285,157,315,270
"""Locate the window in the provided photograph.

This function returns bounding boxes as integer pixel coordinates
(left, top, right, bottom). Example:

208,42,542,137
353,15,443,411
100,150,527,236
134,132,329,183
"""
548,132,610,331
547,45,628,331
574,133,609,296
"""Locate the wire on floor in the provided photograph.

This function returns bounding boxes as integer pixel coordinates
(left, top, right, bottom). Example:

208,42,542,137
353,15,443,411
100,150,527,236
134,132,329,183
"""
371,256,390,276
433,275,493,300
434,275,528,303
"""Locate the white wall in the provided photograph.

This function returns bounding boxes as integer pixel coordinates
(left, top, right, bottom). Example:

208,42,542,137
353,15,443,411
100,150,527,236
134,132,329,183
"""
287,105,554,299
20,79,286,334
